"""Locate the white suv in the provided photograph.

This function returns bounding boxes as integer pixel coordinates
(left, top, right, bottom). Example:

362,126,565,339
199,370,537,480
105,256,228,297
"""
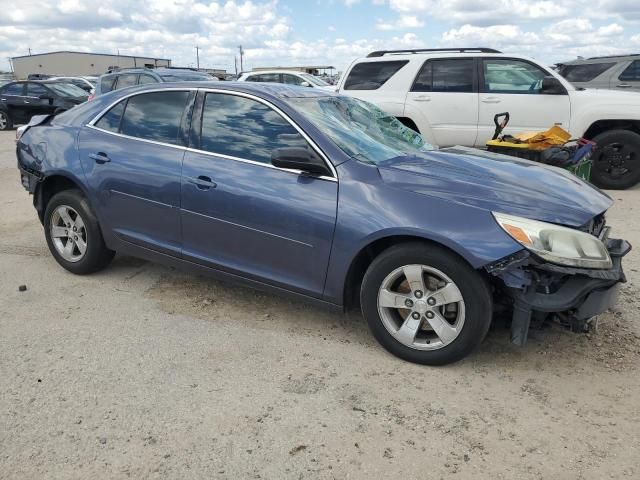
337,48,640,189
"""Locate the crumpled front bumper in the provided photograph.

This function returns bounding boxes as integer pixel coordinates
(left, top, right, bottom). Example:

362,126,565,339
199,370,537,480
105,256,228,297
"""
487,237,631,346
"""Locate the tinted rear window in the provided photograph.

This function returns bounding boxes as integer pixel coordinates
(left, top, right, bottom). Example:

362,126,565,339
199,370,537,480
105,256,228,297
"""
558,62,616,82
2,83,24,95
100,76,115,93
412,59,475,93
344,60,408,90
119,91,189,145
115,74,138,90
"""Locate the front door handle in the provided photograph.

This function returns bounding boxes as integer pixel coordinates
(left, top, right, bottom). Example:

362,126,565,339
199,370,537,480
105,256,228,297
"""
189,175,217,190
617,83,632,88
413,95,431,102
88,152,110,164
481,96,501,104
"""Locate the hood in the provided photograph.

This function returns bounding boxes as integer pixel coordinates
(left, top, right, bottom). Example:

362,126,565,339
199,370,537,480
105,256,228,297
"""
377,146,612,227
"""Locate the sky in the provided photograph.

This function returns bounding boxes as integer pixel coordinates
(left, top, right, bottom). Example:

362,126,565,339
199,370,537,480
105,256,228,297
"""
0,0,639,74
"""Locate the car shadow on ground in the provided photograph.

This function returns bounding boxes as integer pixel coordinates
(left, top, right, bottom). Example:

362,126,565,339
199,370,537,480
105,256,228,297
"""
108,255,640,372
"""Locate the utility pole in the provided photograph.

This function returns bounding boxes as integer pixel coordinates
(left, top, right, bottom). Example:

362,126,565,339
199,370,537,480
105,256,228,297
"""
238,45,244,73
234,56,238,77
28,47,32,56
195,46,200,70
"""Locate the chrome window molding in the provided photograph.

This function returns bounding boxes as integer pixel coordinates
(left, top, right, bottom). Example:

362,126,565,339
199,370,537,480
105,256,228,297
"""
86,86,338,181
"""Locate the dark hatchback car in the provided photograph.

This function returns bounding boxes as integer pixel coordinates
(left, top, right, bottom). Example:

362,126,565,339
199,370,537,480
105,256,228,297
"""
0,80,88,130
16,82,630,365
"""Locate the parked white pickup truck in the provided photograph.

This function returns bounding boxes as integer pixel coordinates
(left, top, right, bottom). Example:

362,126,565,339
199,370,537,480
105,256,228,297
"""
337,48,640,189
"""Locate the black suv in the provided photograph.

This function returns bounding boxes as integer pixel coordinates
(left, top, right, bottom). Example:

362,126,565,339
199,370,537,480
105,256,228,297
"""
0,81,88,130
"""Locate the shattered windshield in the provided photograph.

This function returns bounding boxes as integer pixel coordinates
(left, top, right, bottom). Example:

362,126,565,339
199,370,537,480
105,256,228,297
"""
290,95,434,164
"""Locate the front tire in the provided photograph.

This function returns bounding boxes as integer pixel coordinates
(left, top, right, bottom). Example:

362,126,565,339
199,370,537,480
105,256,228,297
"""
591,129,640,190
44,189,114,274
361,243,492,365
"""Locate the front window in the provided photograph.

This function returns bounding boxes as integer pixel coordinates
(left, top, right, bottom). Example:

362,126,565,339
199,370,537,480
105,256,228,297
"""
482,59,548,94
198,92,309,164
301,74,329,87
289,96,433,164
27,83,49,97
45,83,88,97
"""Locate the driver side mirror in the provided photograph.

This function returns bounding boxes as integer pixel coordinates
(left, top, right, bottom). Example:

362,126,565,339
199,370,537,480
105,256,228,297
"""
541,76,565,94
38,94,54,103
300,81,311,87
271,147,329,176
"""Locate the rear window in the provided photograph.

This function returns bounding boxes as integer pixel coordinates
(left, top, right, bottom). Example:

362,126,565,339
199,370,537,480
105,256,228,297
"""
558,62,616,82
412,59,475,93
2,83,24,96
115,74,138,90
248,73,280,83
344,60,408,90
100,76,116,93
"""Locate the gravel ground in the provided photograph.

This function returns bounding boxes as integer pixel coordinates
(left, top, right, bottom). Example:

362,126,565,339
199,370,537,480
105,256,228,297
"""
1,130,639,479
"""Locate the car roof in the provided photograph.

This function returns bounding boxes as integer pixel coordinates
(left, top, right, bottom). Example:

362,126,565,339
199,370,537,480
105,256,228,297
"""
99,81,336,101
244,70,309,75
354,52,508,62
559,54,640,65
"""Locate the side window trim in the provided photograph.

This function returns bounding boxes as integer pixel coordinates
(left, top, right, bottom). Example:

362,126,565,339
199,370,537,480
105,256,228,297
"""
410,57,479,93
87,88,196,150
479,57,567,95
188,88,337,180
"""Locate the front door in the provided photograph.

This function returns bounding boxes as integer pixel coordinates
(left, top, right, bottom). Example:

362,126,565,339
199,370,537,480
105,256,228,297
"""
614,60,640,91
25,83,55,119
476,58,571,146
181,91,338,297
405,58,479,147
79,90,192,256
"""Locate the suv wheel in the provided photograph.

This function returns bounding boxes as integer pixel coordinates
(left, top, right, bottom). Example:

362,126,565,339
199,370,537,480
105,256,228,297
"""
0,111,13,130
44,189,114,274
591,129,640,189
361,242,492,365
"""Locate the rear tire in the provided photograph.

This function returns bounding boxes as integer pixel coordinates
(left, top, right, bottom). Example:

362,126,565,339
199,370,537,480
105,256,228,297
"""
361,242,492,365
44,189,114,274
591,129,640,189
0,110,13,130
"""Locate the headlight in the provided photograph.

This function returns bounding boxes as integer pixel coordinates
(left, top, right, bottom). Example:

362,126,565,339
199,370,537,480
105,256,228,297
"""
493,212,612,269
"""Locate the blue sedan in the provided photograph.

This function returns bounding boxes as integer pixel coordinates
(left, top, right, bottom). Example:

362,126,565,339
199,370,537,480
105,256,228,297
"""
16,82,630,365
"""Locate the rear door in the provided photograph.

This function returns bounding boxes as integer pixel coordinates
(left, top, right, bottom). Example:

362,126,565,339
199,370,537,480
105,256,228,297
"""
0,83,28,123
25,82,56,118
477,58,571,145
405,58,478,147
615,60,640,91
180,90,338,297
79,89,193,256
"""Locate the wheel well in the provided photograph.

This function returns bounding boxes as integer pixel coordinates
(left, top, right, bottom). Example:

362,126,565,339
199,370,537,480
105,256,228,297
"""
583,120,640,140
396,117,420,133
342,235,470,312
35,175,82,223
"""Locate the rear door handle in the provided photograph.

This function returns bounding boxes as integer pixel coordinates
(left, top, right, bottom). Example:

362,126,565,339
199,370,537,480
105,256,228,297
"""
413,95,431,102
89,152,110,164
481,96,501,104
617,83,632,88
188,175,217,190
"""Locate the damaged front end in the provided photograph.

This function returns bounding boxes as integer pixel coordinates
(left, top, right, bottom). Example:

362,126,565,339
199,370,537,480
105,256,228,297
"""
486,225,631,346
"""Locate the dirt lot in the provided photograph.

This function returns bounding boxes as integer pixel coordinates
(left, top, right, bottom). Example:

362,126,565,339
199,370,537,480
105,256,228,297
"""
1,130,639,479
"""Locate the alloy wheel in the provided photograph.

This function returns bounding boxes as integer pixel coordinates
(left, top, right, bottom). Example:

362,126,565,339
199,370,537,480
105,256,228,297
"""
0,112,7,130
594,142,637,180
50,205,88,263
377,264,465,350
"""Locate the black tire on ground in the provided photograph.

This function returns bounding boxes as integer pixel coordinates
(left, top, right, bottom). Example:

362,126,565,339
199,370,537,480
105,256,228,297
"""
360,242,492,366
591,129,640,190
0,110,13,130
44,189,114,274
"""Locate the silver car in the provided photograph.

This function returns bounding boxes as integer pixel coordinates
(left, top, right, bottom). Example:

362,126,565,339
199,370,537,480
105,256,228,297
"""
557,54,640,91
